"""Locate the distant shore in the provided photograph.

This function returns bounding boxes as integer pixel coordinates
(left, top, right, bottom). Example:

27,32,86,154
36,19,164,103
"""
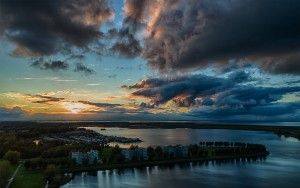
1,121,299,140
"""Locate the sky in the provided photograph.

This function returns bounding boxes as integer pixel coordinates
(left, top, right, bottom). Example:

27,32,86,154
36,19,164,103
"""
0,0,300,122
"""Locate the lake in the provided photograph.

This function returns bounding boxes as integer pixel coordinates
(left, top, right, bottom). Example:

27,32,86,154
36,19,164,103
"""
62,128,300,188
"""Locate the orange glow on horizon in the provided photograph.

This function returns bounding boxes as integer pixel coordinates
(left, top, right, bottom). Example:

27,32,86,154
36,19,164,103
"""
64,102,84,114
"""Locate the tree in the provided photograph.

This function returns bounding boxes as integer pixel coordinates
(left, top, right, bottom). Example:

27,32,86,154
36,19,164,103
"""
188,144,199,158
147,146,155,161
3,151,20,165
0,160,11,188
101,148,113,164
154,146,163,160
111,145,124,163
44,164,58,181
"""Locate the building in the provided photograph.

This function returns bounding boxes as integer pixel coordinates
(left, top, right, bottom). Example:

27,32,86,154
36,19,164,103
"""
121,148,148,161
163,146,176,159
71,150,99,165
162,145,188,159
174,145,188,158
121,149,131,161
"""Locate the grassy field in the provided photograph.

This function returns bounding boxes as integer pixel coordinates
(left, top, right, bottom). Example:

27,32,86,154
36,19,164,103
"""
11,166,45,188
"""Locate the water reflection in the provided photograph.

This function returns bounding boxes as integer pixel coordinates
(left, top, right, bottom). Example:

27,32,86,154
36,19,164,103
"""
64,158,266,187
63,128,300,188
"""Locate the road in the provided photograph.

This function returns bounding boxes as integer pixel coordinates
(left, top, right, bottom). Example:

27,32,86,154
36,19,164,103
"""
6,162,22,188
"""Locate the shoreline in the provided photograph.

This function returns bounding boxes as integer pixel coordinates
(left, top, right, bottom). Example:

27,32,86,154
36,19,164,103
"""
1,121,299,130
62,152,269,173
1,121,299,140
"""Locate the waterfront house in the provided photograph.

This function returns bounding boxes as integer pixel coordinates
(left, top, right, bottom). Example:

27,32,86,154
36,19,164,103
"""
174,145,188,158
121,148,148,161
121,149,131,161
71,150,99,165
162,145,188,159
163,146,176,159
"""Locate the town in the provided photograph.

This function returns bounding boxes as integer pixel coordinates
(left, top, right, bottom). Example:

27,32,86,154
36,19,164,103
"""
0,123,270,188
69,142,268,167
43,128,142,145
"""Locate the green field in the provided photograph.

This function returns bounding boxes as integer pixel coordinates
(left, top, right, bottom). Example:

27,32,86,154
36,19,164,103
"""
11,166,45,188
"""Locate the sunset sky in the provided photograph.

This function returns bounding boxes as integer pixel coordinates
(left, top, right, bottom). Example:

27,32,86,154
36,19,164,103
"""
0,0,300,122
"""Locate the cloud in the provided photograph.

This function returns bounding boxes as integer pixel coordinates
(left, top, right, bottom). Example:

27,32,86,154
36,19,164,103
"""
30,59,95,75
259,53,300,74
214,86,300,109
122,0,300,74
0,0,113,56
87,83,101,86
108,27,142,58
0,107,26,120
123,69,300,119
16,77,77,82
123,0,149,30
74,63,95,75
77,100,121,108
26,94,65,104
1,0,300,76
31,59,69,71
121,77,171,89
124,70,251,106
190,102,300,122
139,102,155,109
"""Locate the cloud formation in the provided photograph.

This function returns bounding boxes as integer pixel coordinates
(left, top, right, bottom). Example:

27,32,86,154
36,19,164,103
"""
191,102,300,122
31,59,69,71
74,63,95,75
123,0,300,74
28,94,65,104
0,107,26,120
123,70,300,119
78,100,121,108
108,28,142,58
124,71,252,106
0,0,113,56
1,0,300,76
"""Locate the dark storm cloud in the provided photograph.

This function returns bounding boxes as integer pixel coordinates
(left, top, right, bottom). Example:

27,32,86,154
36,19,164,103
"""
123,0,149,31
74,63,95,75
191,102,300,122
110,36,142,58
122,0,300,74
260,53,300,74
124,70,300,118
124,71,251,106
214,86,300,109
28,94,65,104
108,27,142,58
31,59,69,71
121,77,171,89
0,0,113,56
0,107,26,120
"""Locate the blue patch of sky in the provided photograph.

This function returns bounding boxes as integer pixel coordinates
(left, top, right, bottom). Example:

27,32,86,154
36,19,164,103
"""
0,0,151,95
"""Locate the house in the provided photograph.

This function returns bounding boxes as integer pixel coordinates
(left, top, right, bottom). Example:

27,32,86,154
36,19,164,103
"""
121,149,131,161
174,145,188,158
71,150,99,165
163,146,176,159
71,151,83,164
162,145,188,159
121,148,148,161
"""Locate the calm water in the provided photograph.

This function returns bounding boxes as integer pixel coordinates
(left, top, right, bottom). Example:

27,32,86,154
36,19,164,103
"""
62,128,300,188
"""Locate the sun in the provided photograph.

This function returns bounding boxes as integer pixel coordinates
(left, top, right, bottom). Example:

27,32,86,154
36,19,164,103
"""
64,102,84,114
